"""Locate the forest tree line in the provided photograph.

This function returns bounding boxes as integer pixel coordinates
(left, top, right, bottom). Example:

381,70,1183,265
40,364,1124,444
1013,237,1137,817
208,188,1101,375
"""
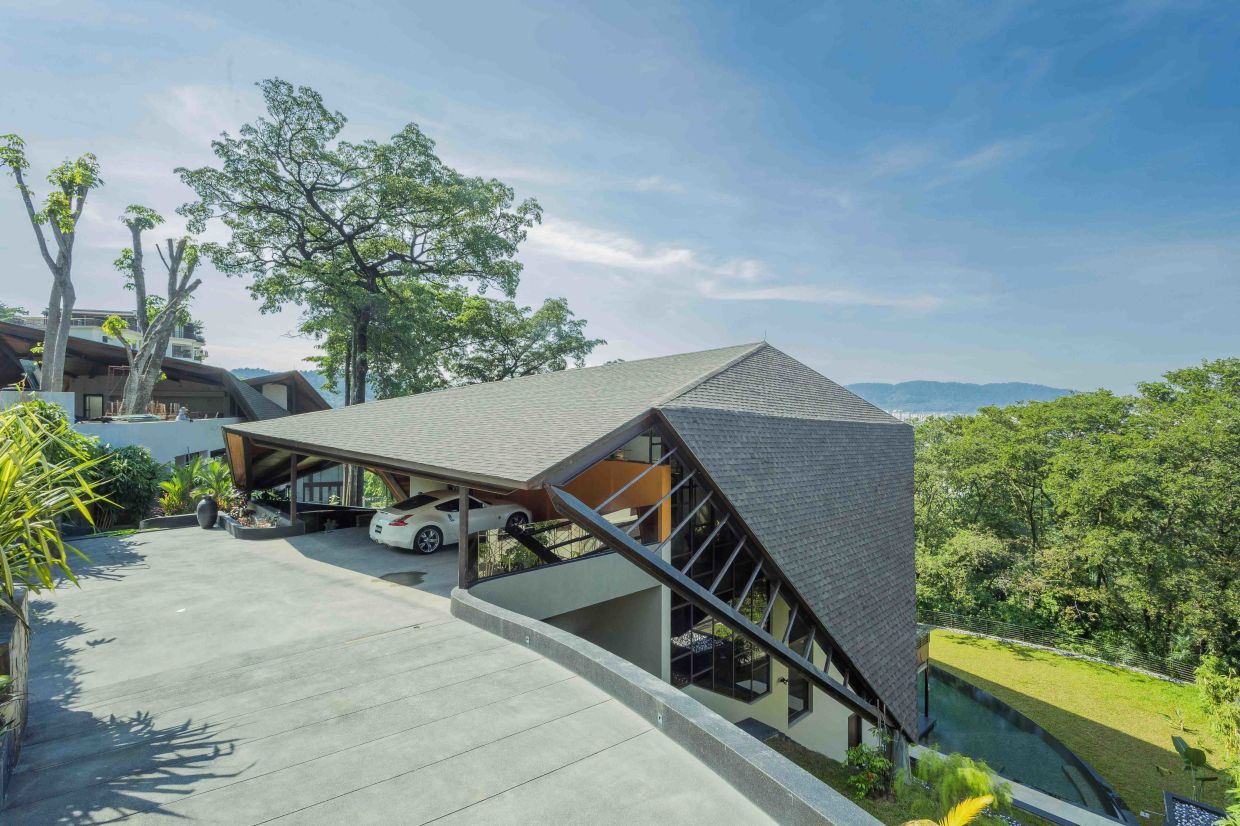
914,358,1239,669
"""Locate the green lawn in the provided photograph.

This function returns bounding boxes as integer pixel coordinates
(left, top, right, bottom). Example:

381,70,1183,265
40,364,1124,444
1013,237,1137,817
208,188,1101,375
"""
931,630,1233,824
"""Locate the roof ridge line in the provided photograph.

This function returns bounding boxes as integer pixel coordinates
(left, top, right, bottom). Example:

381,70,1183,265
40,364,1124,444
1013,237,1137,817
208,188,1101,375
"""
658,403,910,426
652,341,767,409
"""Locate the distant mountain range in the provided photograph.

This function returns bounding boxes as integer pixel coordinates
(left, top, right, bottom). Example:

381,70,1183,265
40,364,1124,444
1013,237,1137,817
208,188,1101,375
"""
233,367,1073,418
845,381,1075,415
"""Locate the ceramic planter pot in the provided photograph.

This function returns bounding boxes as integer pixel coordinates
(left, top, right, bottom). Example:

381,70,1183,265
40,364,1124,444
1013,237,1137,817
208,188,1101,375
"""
195,495,219,529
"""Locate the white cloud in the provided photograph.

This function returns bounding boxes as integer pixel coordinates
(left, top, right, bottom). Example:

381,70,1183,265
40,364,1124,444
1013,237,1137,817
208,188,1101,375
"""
528,219,701,272
527,219,942,310
152,84,258,147
698,280,944,311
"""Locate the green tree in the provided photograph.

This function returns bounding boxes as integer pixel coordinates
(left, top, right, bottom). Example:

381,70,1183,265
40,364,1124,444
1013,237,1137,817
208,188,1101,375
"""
177,78,541,410
0,135,102,391
448,296,605,384
913,359,1240,667
0,303,25,322
177,78,569,503
112,205,204,414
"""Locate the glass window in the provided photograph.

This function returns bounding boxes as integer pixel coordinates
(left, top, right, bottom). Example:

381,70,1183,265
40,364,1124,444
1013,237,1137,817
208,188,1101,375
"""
434,498,460,513
787,668,812,724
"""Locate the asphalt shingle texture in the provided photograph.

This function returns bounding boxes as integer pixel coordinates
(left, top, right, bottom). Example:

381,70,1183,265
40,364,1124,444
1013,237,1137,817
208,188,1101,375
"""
659,346,916,734
228,343,760,488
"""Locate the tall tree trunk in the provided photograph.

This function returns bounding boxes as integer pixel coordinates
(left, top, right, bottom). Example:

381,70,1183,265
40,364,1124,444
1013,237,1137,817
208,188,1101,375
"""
45,276,75,393
40,279,62,390
120,310,181,414
342,310,370,506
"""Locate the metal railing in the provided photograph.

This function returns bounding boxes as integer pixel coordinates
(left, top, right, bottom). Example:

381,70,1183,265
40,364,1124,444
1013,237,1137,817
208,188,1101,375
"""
474,518,620,581
918,608,1198,683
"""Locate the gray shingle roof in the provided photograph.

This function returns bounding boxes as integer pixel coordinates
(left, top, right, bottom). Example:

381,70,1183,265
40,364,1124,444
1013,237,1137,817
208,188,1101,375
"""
226,343,761,489
658,345,915,734
226,340,916,732
223,373,291,421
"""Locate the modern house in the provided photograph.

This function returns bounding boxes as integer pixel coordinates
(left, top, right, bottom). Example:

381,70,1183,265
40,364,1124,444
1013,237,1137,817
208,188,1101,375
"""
15,307,208,362
0,319,329,464
221,342,917,763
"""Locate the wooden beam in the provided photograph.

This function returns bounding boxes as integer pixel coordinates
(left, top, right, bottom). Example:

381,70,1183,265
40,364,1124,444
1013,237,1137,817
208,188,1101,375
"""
289,453,298,524
457,486,476,588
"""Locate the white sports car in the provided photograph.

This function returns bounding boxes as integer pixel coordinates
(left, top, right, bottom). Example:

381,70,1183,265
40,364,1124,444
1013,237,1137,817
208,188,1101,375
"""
368,489,531,554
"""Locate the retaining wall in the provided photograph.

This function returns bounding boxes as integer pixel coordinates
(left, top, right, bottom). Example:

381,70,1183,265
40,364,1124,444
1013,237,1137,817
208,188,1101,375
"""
451,587,881,826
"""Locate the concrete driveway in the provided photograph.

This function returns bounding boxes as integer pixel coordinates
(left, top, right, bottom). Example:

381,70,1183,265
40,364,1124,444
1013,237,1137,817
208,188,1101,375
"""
3,526,772,824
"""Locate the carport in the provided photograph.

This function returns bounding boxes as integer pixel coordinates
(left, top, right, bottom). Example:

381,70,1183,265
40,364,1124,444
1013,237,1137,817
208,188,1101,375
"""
219,343,918,742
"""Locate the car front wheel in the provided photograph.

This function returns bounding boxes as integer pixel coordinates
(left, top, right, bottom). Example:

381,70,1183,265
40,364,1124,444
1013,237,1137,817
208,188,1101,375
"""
506,512,529,531
413,526,443,554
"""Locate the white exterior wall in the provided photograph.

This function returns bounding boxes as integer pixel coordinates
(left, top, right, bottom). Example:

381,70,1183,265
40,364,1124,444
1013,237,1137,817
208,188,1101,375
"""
683,596,880,762
76,417,241,464
261,383,289,409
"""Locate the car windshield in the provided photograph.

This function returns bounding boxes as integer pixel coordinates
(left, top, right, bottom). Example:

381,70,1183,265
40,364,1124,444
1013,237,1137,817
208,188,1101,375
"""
391,494,437,510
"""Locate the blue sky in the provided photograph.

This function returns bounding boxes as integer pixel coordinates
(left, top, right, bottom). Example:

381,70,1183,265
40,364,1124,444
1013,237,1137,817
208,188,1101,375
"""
2,0,1237,390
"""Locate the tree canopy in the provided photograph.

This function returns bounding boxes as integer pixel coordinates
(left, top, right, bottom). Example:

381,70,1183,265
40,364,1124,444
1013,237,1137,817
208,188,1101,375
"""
914,358,1240,668
177,78,542,408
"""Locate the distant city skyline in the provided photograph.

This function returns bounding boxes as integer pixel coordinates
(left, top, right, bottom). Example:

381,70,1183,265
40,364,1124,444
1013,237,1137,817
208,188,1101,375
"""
3,0,1237,393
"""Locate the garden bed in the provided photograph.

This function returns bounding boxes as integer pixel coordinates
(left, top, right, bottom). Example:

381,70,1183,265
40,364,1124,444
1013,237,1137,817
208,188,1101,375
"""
217,509,306,541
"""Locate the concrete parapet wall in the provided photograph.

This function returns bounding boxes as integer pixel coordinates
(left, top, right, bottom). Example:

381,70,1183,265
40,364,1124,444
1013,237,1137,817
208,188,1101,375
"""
452,586,881,826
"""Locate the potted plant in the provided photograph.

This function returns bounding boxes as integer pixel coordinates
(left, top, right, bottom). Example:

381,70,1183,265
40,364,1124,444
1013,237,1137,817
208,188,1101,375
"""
192,459,235,530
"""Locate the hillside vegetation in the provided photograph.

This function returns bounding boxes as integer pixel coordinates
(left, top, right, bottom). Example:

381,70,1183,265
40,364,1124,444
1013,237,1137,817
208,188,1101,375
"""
915,358,1239,671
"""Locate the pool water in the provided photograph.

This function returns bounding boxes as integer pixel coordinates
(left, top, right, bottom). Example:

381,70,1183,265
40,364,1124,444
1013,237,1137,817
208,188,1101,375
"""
919,665,1129,821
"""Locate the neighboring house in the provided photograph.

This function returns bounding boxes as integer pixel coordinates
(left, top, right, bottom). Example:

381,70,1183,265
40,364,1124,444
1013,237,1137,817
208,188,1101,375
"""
222,342,917,762
15,307,208,362
0,319,329,465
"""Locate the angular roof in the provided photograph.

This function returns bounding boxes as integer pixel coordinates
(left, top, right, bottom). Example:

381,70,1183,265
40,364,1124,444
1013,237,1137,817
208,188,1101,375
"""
223,341,916,732
0,319,309,423
659,348,915,732
226,343,762,490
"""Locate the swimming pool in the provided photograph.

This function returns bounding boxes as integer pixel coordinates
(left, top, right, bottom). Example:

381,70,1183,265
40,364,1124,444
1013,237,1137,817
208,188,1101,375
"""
919,665,1132,822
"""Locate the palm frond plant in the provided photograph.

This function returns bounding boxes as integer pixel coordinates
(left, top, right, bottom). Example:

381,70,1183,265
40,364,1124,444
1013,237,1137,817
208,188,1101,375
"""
0,402,108,620
159,457,200,515
193,458,237,509
903,794,994,826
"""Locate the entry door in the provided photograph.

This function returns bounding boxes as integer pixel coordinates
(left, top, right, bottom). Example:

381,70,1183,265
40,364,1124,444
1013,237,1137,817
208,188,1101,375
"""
83,394,104,419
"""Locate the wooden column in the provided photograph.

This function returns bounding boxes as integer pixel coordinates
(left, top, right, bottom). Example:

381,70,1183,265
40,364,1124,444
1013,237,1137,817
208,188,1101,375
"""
457,486,477,589
289,454,298,524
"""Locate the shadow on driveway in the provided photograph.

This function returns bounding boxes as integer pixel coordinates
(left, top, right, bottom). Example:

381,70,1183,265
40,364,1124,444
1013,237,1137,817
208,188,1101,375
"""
282,526,459,600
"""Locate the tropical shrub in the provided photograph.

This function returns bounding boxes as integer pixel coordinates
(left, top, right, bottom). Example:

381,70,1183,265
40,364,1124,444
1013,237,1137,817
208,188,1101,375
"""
898,752,1012,825
1196,656,1240,761
159,457,200,515
0,401,107,618
903,794,994,826
193,458,237,508
95,444,163,527
845,734,894,799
